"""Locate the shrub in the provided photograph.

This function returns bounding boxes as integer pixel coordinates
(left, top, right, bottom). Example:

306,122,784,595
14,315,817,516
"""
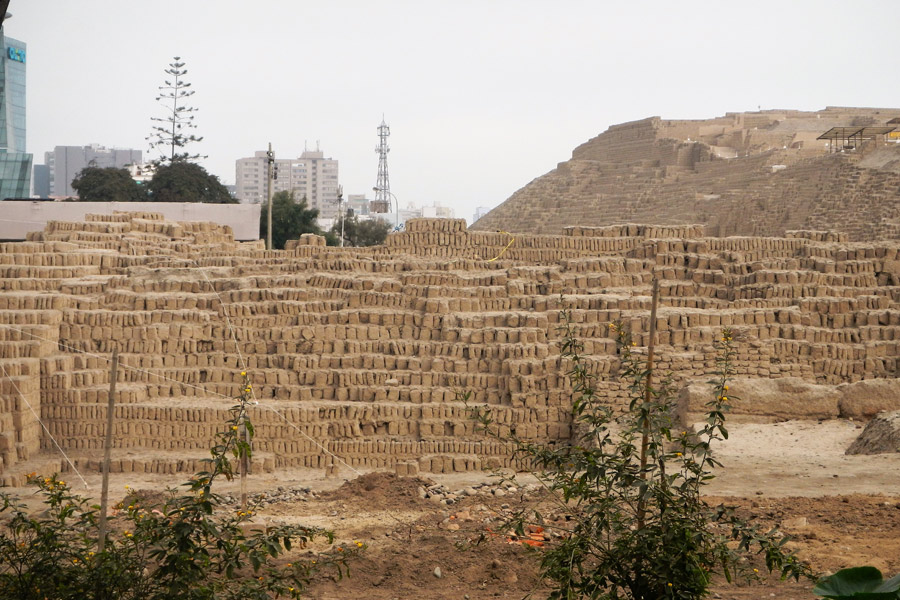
0,373,356,599
470,311,812,600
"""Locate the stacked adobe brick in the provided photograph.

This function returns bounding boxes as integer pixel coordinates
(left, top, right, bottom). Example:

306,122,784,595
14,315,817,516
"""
0,213,898,484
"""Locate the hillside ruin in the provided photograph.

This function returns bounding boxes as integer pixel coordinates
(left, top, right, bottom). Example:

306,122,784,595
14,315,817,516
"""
472,107,900,239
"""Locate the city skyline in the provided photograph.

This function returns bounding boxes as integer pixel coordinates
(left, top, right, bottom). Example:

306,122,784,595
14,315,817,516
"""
11,1,900,224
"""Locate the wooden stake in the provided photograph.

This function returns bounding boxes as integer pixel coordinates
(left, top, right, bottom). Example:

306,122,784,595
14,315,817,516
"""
240,416,249,511
98,347,119,551
636,279,660,529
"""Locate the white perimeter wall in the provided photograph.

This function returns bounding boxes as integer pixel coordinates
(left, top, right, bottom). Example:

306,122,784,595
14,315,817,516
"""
0,202,261,241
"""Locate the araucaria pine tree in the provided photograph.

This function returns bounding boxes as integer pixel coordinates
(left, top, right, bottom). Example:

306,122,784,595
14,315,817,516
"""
147,57,205,164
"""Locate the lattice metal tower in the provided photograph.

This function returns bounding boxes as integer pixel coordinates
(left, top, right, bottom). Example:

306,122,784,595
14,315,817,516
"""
373,117,391,213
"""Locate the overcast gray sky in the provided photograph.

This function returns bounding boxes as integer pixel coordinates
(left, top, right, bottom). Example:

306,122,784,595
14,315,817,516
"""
10,1,900,223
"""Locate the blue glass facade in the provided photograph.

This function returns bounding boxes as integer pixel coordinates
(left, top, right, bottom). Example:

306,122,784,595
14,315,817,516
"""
0,29,30,198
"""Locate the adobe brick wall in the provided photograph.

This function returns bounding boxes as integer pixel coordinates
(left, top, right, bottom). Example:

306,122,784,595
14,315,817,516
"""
0,212,898,483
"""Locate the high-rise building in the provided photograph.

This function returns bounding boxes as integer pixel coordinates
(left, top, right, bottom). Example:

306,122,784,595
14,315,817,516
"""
42,144,142,197
235,148,339,216
0,19,31,199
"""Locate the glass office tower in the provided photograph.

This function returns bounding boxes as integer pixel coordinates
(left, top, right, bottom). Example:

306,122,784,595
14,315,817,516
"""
0,26,31,199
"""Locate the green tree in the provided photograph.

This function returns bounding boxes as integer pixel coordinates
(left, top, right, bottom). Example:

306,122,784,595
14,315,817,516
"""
260,191,324,250
71,166,147,202
330,210,391,247
469,309,812,600
147,57,204,164
147,161,235,204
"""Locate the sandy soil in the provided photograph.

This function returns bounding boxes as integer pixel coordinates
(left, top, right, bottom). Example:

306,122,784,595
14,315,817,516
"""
5,418,900,600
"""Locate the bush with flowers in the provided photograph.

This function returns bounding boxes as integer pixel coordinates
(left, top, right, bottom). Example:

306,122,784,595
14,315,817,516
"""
469,314,814,600
0,372,358,600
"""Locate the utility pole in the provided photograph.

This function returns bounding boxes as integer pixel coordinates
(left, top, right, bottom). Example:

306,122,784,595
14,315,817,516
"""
337,185,344,248
266,143,274,250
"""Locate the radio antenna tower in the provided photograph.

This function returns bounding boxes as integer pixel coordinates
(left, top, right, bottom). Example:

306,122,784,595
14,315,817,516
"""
374,116,391,212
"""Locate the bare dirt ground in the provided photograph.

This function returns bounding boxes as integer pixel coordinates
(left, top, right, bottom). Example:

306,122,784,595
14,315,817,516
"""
6,418,900,599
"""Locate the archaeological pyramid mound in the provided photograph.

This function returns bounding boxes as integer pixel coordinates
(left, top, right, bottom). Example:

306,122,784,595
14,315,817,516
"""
472,107,900,240
1,212,899,484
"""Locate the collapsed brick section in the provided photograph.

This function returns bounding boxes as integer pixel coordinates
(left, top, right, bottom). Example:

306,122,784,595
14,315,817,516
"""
0,213,898,484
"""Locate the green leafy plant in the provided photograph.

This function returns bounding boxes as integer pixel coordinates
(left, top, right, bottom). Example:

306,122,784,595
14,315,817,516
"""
259,191,326,250
0,372,358,600
469,312,813,600
814,567,900,599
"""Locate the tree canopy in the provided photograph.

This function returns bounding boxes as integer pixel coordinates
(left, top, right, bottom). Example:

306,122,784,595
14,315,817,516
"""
330,210,391,247
71,166,147,202
260,191,326,249
147,160,235,203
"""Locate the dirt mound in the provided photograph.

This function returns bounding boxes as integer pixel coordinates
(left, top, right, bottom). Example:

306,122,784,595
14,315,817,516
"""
310,512,549,600
325,472,434,510
847,411,900,455
117,488,169,510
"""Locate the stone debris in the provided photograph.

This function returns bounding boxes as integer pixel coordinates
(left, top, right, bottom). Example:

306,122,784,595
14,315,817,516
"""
846,411,900,455
221,485,319,508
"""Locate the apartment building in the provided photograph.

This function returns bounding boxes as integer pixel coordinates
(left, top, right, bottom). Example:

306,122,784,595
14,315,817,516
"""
235,149,339,217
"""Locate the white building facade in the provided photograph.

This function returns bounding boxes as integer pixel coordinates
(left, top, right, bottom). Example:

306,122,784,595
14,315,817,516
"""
235,149,339,217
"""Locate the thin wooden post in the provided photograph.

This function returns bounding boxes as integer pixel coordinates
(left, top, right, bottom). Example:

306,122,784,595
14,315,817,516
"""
240,415,249,511
98,347,119,551
636,279,660,529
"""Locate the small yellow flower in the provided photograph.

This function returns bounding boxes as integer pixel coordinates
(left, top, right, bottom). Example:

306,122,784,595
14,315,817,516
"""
231,426,238,431
240,371,246,377
356,541,363,548
667,582,672,587
675,452,682,457
723,385,729,391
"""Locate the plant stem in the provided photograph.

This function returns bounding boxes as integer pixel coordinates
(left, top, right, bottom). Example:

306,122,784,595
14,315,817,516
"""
636,278,659,530
98,347,119,552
